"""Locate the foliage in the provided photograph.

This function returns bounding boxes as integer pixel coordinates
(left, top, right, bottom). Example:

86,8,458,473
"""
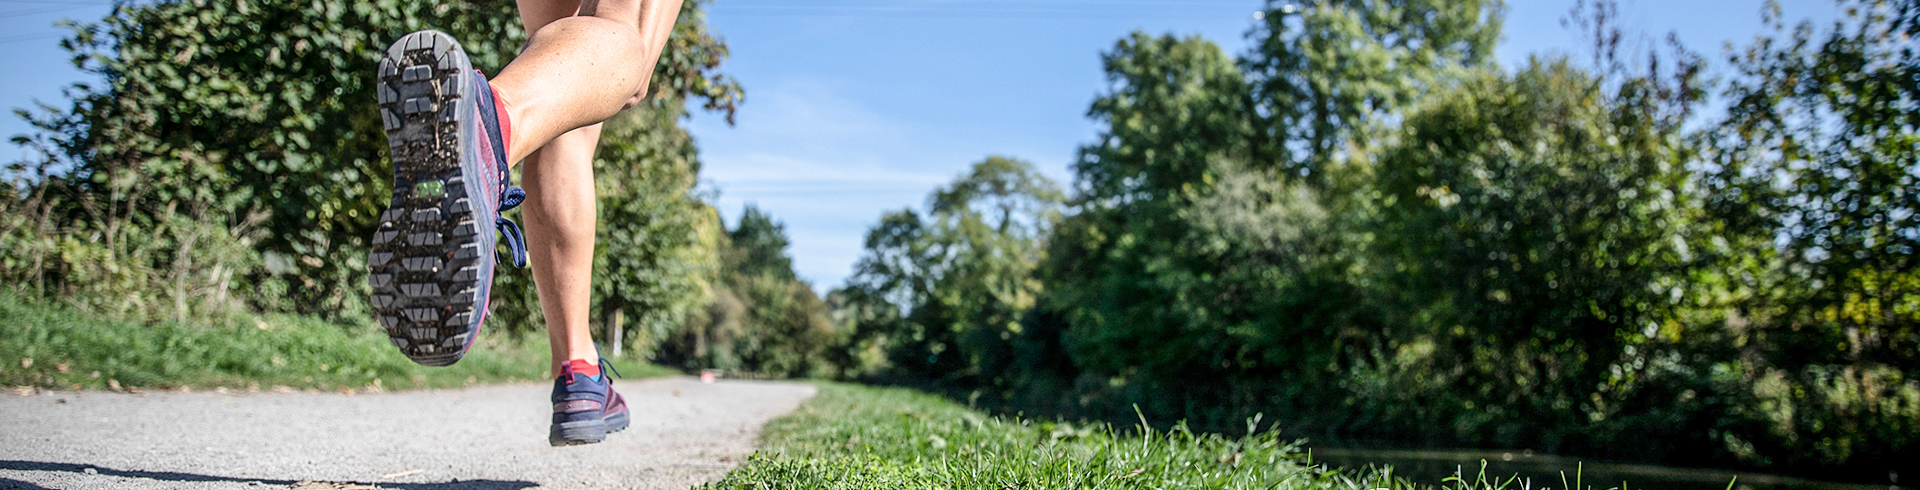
830,0,1915,482
1241,0,1504,182
2,0,740,335
662,205,838,378
1364,59,1705,453
840,157,1064,387
1692,0,1920,472
1071,33,1248,208
1035,0,1501,431
1047,32,1356,401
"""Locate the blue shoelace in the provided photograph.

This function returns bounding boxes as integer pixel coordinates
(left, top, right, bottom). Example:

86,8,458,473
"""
598,357,622,380
496,186,527,268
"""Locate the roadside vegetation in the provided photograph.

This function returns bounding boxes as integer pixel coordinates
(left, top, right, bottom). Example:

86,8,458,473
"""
0,295,671,392
704,383,1563,490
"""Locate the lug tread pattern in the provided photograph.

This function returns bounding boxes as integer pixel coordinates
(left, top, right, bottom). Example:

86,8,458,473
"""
368,30,492,367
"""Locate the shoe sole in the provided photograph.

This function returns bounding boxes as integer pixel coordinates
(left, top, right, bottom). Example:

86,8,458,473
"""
369,30,495,367
549,411,629,447
550,419,607,446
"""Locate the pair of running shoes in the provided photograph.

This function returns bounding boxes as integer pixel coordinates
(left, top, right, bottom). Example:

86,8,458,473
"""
366,30,626,447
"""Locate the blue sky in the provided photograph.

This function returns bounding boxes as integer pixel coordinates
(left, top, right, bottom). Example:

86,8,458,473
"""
0,0,1839,290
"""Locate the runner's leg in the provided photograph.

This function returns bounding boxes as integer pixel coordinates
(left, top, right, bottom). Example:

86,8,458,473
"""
524,127,604,377
512,0,605,377
495,0,680,164
507,0,677,376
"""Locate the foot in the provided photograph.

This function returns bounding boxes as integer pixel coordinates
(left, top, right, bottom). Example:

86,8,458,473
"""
550,359,630,446
369,30,528,367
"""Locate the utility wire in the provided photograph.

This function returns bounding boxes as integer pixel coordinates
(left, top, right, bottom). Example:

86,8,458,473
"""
707,11,1254,20
705,3,1259,20
0,3,101,18
708,5,1250,13
0,31,65,44
715,0,1256,5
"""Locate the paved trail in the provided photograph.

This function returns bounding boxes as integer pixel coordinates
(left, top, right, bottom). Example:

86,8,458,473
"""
0,378,815,489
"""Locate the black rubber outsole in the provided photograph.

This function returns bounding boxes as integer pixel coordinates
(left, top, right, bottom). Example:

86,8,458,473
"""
549,413,629,447
369,30,494,368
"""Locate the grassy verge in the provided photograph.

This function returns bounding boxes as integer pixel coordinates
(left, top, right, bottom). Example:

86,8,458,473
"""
0,295,674,392
700,383,1508,490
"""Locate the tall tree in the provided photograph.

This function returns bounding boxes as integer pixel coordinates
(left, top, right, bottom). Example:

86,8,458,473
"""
1698,0,1920,471
1050,32,1251,380
1048,33,1371,428
1242,0,1503,183
729,205,797,282
663,205,836,377
843,157,1063,386
1368,59,1703,452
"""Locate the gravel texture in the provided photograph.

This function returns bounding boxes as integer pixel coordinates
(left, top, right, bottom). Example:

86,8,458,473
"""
0,377,816,489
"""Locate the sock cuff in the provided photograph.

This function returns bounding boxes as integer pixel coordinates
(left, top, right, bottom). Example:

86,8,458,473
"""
489,83,512,160
565,358,601,378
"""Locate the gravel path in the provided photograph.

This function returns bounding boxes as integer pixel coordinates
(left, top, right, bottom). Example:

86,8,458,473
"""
0,378,816,489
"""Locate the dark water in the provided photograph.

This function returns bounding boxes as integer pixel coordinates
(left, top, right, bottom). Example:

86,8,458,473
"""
1307,448,1903,490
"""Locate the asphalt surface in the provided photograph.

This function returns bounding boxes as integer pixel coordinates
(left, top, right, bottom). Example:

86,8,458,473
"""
0,378,816,489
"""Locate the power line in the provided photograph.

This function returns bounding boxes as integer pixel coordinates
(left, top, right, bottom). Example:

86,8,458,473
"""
707,6,1250,13
706,10,1256,21
0,3,102,18
0,31,65,44
716,0,1255,6
705,1,1260,20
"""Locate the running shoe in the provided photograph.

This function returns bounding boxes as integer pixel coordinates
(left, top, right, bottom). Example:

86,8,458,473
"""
369,30,528,367
550,359,631,446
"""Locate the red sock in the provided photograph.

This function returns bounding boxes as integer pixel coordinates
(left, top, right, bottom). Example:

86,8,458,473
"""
565,359,600,378
489,84,512,157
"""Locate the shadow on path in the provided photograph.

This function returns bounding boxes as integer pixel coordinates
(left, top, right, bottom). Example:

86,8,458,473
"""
0,477,54,490
0,460,537,489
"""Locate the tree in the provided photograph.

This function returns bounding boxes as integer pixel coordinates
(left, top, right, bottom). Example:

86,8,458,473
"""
1072,33,1248,208
1048,35,1249,377
1368,59,1703,452
1697,0,1920,472
1043,0,1502,424
729,205,796,281
842,157,1064,387
663,204,836,377
1242,0,1504,183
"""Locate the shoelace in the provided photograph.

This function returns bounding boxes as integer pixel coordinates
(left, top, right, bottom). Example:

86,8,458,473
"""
597,357,623,382
496,186,527,268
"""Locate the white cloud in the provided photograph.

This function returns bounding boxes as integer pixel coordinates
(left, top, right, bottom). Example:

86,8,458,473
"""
689,78,980,289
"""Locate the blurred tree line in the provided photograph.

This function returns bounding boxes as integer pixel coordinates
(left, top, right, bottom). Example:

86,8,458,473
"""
829,0,1916,482
0,0,831,378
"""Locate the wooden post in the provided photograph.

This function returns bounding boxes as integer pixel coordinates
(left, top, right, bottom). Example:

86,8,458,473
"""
609,308,624,358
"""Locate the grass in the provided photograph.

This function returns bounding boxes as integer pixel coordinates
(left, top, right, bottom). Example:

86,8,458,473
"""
702,383,1566,490
0,295,674,392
